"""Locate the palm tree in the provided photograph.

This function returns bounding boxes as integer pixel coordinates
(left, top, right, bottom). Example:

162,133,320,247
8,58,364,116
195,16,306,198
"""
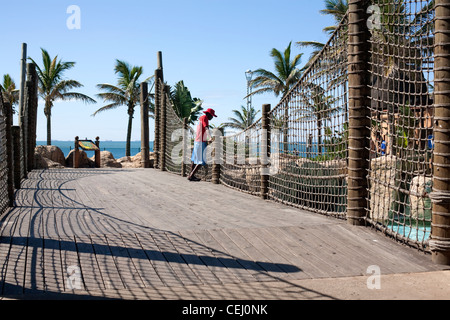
297,0,349,67
320,0,349,34
222,105,261,131
0,74,19,113
94,60,152,157
29,49,96,145
169,80,203,125
247,42,303,99
306,84,339,155
248,42,303,152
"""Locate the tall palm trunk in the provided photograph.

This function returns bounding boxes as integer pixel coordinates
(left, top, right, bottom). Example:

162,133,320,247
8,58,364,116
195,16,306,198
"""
317,118,323,155
47,115,52,146
126,104,134,157
45,101,52,145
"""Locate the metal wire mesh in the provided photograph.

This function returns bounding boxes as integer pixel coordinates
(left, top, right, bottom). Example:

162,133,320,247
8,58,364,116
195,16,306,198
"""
266,15,349,218
220,119,263,196
367,0,435,250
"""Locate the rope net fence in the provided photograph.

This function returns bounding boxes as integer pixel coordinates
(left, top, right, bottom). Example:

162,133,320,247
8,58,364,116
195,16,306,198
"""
159,78,212,180
366,0,435,250
267,14,349,218
220,118,263,196
155,0,442,253
0,97,9,216
162,79,185,175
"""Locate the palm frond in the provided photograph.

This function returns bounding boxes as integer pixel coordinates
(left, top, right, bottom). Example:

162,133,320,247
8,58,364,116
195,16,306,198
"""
92,102,123,116
61,92,96,104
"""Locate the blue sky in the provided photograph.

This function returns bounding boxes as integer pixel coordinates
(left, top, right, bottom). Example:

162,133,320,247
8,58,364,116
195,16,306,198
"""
0,0,335,142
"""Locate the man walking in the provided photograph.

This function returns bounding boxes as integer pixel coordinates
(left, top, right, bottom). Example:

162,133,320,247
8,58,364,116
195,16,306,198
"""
187,108,217,182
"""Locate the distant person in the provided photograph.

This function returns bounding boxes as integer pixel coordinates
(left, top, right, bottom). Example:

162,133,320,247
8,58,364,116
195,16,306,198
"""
187,108,217,182
428,134,434,150
307,134,313,156
381,137,387,156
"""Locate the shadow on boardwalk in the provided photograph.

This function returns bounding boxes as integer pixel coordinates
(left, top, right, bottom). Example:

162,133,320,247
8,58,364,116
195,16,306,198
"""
0,169,332,300
0,169,445,300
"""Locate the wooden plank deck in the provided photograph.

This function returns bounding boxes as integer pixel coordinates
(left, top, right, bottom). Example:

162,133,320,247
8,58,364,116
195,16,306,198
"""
0,168,447,300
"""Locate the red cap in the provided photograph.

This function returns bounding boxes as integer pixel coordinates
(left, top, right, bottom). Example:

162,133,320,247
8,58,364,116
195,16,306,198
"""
204,108,217,117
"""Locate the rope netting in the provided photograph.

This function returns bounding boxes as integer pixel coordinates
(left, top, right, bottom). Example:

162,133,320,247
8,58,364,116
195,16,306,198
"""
0,97,9,216
366,0,435,249
220,118,263,196
266,14,349,218
156,0,439,252
162,79,185,175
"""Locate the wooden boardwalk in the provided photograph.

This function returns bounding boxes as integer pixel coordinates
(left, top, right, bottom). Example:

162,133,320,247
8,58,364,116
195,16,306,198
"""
0,168,447,300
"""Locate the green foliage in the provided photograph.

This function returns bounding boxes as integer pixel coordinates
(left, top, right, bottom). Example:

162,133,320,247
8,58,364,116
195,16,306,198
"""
169,80,203,125
322,122,348,160
95,59,152,156
0,74,19,113
248,42,303,99
222,105,261,131
29,48,96,145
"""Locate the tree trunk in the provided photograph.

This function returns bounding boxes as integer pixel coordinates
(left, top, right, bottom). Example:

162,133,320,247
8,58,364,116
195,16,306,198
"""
45,101,52,146
47,114,52,146
317,118,323,155
126,106,134,157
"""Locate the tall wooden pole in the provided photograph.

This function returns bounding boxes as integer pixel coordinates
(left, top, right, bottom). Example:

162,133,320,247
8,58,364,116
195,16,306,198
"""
18,43,27,128
160,85,168,171
74,136,80,169
430,0,450,265
26,63,38,172
347,0,372,226
181,117,188,177
95,137,101,168
154,51,163,169
140,82,150,168
211,128,221,185
261,104,271,200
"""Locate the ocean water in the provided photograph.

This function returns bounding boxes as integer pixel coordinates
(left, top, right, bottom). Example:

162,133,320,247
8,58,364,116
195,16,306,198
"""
37,141,154,160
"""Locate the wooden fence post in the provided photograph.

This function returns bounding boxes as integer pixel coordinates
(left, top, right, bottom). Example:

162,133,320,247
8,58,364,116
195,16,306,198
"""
140,82,150,168
18,43,27,134
95,137,101,168
74,136,80,169
211,128,221,185
154,51,164,169
26,63,38,172
430,0,450,265
261,104,271,200
181,117,188,177
160,85,168,171
25,63,39,172
347,0,372,226
12,126,22,189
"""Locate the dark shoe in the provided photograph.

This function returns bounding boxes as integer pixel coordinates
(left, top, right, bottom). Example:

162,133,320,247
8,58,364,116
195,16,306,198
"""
188,176,201,182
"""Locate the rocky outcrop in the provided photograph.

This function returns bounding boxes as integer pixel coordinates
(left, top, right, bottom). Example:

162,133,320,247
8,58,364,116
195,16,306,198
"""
34,146,66,169
409,176,433,220
66,149,95,168
119,152,155,168
368,155,397,221
90,151,122,168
